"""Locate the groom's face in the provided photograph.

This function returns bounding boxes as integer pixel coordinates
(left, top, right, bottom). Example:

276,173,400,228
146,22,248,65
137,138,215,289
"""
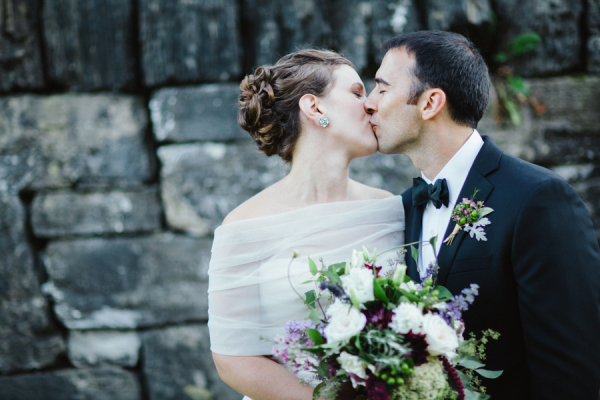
365,48,422,154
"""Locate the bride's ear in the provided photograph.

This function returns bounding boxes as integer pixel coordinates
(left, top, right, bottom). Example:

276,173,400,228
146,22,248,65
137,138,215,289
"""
298,94,324,126
419,88,446,121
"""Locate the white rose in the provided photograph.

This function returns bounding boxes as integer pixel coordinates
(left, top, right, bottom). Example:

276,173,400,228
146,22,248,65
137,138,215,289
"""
324,302,366,343
337,351,368,387
341,267,374,305
389,303,424,334
421,313,459,358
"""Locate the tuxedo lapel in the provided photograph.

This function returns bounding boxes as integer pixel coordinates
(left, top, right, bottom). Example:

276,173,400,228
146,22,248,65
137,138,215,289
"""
436,137,502,286
402,189,422,281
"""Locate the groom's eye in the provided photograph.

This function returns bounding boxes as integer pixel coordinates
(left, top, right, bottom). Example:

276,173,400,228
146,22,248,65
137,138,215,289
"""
379,90,386,94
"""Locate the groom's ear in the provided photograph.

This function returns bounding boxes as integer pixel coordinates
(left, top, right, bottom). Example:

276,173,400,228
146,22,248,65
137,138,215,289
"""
298,94,323,126
419,88,446,121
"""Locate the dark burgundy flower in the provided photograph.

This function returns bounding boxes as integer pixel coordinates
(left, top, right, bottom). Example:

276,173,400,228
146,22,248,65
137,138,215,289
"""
404,330,429,366
364,262,382,277
364,303,393,329
365,375,390,400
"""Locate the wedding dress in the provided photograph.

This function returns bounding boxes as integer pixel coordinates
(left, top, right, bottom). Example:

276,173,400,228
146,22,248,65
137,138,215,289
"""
208,196,405,400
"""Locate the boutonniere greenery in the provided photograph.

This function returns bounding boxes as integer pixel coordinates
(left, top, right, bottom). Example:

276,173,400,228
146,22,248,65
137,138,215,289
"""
444,189,494,245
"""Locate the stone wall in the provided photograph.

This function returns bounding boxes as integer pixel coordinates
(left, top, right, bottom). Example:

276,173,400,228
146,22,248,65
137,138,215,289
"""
0,1,599,399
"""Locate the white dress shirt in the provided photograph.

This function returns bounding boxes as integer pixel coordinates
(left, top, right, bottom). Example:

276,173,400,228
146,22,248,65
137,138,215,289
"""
418,130,484,279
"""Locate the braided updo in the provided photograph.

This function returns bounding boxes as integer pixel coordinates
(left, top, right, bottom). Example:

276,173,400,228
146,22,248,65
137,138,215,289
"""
238,49,354,162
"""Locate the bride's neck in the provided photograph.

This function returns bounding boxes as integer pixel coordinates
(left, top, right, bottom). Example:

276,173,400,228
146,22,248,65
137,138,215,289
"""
282,136,352,205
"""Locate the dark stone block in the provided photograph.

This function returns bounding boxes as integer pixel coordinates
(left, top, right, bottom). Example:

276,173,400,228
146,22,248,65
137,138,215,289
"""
42,234,213,329
139,0,242,87
425,0,492,31
0,193,65,374
0,94,152,193
482,76,600,165
241,0,331,71
158,142,287,235
527,76,600,135
42,0,136,91
588,0,600,73
494,0,583,77
0,0,45,92
0,366,141,400
370,0,422,65
142,325,240,400
150,85,247,143
31,187,162,238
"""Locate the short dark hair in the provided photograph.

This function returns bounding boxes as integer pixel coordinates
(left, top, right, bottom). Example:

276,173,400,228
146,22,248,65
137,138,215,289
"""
383,31,489,129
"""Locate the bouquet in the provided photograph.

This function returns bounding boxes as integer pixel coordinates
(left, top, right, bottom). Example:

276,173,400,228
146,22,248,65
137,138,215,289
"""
270,245,501,400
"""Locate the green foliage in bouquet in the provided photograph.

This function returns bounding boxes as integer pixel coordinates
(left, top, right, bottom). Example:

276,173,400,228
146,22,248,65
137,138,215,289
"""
273,245,502,400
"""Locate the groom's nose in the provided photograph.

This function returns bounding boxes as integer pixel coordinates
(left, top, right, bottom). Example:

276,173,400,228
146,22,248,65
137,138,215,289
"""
364,95,377,115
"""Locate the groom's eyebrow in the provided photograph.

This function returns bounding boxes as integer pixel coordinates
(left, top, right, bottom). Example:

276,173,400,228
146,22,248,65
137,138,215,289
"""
375,78,391,86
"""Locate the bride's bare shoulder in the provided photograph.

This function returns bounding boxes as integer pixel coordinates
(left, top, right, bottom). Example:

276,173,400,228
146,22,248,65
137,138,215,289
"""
349,180,395,200
221,184,286,226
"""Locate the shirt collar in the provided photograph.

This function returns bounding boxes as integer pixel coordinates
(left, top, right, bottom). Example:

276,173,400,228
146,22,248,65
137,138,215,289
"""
421,130,484,206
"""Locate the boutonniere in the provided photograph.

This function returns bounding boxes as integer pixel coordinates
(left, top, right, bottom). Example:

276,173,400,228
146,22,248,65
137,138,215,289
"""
444,189,494,245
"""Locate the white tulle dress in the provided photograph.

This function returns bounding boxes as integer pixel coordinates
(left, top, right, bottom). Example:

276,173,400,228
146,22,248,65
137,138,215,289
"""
207,196,405,400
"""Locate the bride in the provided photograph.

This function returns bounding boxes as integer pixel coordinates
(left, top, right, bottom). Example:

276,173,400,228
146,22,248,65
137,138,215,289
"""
208,49,405,400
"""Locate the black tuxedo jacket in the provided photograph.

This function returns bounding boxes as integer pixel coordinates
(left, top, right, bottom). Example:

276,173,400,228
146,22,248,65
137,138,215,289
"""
402,136,600,399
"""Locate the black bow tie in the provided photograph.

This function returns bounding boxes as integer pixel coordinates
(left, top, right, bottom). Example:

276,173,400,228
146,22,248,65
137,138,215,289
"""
412,177,449,209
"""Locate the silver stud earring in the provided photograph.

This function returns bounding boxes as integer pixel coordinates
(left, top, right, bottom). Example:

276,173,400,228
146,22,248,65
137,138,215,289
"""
319,115,329,128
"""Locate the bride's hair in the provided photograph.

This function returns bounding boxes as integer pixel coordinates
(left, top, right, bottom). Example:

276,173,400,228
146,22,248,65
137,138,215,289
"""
238,49,354,162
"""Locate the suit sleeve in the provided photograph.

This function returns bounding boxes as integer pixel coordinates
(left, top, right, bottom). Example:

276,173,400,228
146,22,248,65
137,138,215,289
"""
512,177,600,399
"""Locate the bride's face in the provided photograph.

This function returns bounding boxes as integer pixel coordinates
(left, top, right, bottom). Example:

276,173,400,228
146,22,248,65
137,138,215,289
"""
319,65,378,158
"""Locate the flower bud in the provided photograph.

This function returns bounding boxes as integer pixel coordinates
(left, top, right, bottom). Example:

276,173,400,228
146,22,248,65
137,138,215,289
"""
392,263,407,286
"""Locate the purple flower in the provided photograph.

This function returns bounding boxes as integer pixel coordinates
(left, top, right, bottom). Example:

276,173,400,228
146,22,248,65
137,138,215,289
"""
318,281,350,303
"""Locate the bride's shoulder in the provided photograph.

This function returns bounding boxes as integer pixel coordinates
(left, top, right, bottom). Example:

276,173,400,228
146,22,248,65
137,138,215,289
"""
221,184,287,226
349,180,395,200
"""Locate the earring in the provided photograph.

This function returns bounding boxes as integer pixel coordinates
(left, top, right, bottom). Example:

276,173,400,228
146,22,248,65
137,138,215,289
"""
319,115,329,128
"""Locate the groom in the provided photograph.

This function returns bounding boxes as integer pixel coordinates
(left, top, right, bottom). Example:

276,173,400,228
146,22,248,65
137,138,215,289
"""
365,31,600,399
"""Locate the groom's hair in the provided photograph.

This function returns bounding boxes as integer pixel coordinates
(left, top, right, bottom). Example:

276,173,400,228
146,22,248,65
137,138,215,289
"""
383,31,489,129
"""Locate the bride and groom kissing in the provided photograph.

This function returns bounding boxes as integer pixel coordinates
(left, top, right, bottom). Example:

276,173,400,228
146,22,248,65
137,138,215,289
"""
207,30,600,399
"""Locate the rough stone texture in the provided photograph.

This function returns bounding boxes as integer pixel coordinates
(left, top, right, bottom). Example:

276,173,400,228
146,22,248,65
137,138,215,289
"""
42,0,136,91
0,366,141,400
142,325,240,400
326,0,372,73
494,0,583,77
481,76,600,165
241,0,421,73
150,85,247,143
42,234,213,329
68,330,141,367
31,187,162,238
425,0,492,31
0,0,45,92
350,153,420,194
588,0,600,73
139,0,242,87
0,94,152,193
0,193,65,374
158,142,287,235
370,0,422,65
